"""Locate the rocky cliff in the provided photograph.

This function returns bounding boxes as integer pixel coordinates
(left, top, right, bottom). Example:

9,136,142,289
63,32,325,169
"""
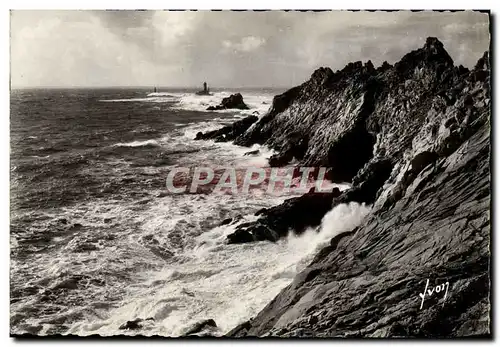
197,37,491,337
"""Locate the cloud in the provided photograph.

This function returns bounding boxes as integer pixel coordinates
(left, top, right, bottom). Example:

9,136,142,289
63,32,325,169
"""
223,36,266,52
10,10,490,88
11,11,156,87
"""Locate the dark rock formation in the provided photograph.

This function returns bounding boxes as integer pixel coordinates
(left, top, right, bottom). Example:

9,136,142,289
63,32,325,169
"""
119,317,154,331
182,319,217,336
235,37,458,171
220,38,490,337
244,149,260,156
194,115,257,142
228,116,490,337
220,218,233,226
334,158,393,206
207,93,249,110
228,188,342,244
268,133,309,167
224,38,489,245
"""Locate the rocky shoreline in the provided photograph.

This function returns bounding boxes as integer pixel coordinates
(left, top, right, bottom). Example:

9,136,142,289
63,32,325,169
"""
196,37,491,337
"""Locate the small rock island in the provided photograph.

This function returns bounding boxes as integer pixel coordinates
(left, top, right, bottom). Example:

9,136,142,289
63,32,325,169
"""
207,93,249,111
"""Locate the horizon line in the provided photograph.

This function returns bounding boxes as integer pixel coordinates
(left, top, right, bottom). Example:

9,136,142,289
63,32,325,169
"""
10,85,292,90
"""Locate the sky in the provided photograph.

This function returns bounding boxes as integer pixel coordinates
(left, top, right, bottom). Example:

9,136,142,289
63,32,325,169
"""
10,10,490,88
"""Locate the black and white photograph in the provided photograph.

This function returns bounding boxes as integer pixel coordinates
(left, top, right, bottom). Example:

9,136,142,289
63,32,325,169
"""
8,8,492,338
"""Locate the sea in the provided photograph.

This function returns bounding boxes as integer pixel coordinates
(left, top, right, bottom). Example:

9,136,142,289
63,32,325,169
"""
10,88,368,336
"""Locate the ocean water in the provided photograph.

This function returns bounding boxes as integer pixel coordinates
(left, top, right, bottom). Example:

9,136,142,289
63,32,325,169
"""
10,88,366,336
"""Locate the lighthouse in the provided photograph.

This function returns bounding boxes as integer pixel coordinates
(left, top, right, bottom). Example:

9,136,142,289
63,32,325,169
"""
196,81,212,95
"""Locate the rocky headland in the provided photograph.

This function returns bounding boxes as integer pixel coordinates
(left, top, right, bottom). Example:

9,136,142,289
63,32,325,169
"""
194,115,258,142
195,37,491,337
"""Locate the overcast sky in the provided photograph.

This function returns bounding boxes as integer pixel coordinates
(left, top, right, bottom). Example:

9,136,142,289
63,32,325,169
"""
10,10,490,88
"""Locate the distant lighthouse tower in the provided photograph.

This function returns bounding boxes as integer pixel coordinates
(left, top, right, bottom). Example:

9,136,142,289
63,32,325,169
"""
196,82,211,95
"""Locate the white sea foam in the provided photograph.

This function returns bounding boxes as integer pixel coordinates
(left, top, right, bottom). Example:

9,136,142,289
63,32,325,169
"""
12,115,367,337
66,199,369,337
146,92,177,97
101,91,273,117
113,139,160,147
101,96,176,103
13,88,370,337
173,91,271,116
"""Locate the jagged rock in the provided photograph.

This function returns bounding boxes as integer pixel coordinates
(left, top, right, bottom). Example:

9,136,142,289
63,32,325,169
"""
229,116,490,337
194,115,257,142
410,151,438,175
244,149,260,156
207,93,249,110
220,218,233,226
227,223,276,244
226,320,252,337
119,319,141,330
119,317,154,330
192,38,490,337
182,319,217,336
220,216,242,226
227,36,472,242
365,60,375,73
268,134,309,167
378,61,392,73
255,208,267,216
227,188,342,244
234,86,302,146
222,39,487,248
474,51,489,71
224,38,490,337
471,69,489,83
268,152,293,167
326,123,377,182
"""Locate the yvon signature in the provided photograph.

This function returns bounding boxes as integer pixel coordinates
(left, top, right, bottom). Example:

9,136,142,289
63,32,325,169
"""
419,279,449,309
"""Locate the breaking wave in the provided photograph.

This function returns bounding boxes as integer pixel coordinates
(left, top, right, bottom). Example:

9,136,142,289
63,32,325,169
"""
13,87,369,337
113,139,160,148
101,91,272,117
68,199,370,337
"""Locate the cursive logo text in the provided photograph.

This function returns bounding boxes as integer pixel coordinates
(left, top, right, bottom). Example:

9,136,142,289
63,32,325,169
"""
419,279,449,309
